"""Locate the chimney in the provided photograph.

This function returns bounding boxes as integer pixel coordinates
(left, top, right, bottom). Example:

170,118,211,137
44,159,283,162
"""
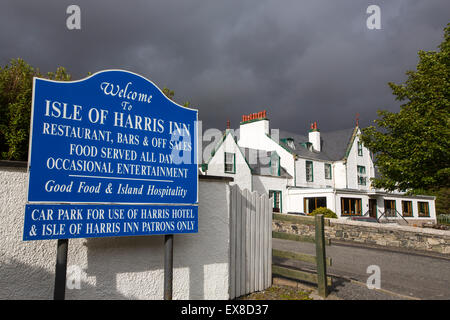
238,110,270,148
226,120,230,129
308,121,321,152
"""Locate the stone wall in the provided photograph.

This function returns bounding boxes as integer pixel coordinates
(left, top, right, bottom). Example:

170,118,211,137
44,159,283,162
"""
273,213,450,255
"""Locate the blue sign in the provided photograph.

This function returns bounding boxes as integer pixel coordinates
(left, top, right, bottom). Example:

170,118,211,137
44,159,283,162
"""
24,70,198,241
24,204,198,241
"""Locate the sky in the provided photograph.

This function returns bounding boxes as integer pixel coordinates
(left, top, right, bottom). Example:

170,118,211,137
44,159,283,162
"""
1,0,449,134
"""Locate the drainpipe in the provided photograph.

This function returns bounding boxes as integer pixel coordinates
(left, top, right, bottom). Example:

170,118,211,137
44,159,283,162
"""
294,155,297,186
345,160,348,189
334,189,338,218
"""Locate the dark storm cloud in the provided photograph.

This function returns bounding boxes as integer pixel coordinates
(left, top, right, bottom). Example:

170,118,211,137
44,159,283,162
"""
1,0,449,134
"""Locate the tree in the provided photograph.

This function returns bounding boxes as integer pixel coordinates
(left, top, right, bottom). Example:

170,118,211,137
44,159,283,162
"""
360,24,450,193
162,86,191,108
0,58,73,161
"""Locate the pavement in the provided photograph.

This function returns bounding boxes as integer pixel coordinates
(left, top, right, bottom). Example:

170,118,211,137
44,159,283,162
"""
272,238,450,300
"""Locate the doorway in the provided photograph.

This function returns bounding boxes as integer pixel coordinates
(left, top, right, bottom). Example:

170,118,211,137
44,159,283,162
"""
369,199,377,219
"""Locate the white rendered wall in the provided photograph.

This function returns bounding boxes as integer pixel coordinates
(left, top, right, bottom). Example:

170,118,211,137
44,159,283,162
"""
377,195,436,220
206,133,252,191
295,159,334,189
333,161,347,189
252,175,288,212
0,166,231,300
308,131,321,152
286,188,336,214
238,120,295,184
345,129,374,191
238,120,270,149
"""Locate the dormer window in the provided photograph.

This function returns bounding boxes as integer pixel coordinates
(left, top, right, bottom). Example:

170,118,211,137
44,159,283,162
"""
270,153,280,176
286,138,295,149
306,161,314,182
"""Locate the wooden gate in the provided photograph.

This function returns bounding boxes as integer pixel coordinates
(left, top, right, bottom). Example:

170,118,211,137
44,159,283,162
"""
229,185,272,299
272,213,332,297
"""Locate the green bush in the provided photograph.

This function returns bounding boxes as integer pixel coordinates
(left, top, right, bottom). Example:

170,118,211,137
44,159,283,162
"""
0,59,73,161
309,207,337,219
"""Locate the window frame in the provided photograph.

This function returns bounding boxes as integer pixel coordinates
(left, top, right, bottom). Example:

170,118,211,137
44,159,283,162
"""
304,197,327,214
357,165,366,186
269,190,282,212
418,201,430,217
324,163,332,180
270,155,280,176
306,160,314,182
384,199,397,217
357,141,363,156
224,152,236,174
341,197,362,216
402,200,413,217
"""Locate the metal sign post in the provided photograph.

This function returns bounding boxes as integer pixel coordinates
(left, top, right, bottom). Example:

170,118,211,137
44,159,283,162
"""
54,239,68,300
164,234,173,300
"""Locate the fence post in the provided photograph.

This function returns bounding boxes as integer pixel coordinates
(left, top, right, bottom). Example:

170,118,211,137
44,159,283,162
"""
315,214,328,298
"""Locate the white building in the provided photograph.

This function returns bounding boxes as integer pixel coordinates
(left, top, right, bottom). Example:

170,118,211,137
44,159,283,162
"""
201,111,436,224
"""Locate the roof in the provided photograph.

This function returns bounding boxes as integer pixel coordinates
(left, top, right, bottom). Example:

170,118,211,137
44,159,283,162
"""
239,147,291,178
202,125,358,164
278,127,357,161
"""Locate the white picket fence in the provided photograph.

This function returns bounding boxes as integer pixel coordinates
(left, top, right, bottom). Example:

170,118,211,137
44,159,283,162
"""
229,185,272,299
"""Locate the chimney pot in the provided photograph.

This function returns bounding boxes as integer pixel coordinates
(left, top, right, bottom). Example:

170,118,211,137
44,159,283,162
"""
308,122,321,151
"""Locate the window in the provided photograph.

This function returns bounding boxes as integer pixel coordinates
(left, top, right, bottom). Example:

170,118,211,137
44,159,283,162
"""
224,152,235,173
306,161,313,182
418,202,430,217
357,141,363,156
304,197,327,214
286,138,295,149
269,190,282,212
324,163,332,180
384,200,396,217
402,201,413,217
341,198,362,216
271,155,280,176
357,165,366,186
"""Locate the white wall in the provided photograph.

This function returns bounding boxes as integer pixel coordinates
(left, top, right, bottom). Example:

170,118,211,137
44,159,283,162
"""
238,119,270,148
333,161,347,189
238,120,295,184
286,188,335,214
0,166,231,300
252,175,288,212
335,192,369,217
295,159,334,189
205,132,252,191
376,195,436,220
345,129,374,191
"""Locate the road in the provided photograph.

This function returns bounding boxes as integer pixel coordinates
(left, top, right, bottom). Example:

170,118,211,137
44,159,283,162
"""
272,238,450,300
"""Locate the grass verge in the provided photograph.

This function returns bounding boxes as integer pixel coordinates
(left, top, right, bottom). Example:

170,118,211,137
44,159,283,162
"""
237,285,313,300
